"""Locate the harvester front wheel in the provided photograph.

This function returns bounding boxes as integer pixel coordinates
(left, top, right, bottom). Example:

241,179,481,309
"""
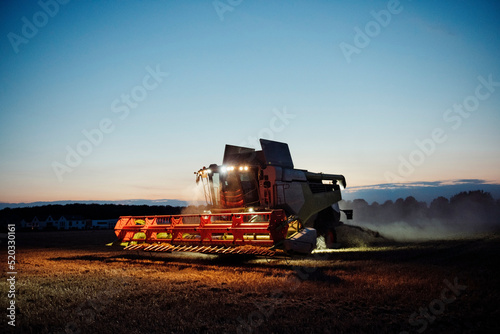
313,206,340,249
324,228,337,249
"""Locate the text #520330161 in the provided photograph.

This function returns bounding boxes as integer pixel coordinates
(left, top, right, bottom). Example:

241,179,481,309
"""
7,224,17,327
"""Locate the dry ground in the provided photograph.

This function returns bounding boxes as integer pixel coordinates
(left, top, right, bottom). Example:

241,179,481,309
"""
1,230,499,334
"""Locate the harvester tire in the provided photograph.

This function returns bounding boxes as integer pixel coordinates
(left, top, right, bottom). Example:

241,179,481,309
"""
313,206,340,249
325,228,337,249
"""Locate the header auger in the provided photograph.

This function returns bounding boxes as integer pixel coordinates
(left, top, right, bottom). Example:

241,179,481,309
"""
114,139,352,256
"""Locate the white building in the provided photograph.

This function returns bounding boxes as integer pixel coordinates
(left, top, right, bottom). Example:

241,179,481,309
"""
20,216,41,230
91,219,117,229
20,215,95,230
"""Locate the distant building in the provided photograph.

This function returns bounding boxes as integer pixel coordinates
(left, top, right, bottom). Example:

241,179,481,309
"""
20,215,114,230
91,219,117,229
57,216,89,230
44,215,57,229
20,216,41,230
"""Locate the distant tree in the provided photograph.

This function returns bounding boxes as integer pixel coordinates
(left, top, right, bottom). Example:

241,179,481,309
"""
401,196,428,224
450,190,495,207
429,196,450,219
449,191,498,229
381,200,394,207
380,200,396,223
368,201,383,223
393,198,405,222
351,199,370,222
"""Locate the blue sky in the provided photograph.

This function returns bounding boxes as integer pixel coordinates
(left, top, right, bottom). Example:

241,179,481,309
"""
1,0,499,203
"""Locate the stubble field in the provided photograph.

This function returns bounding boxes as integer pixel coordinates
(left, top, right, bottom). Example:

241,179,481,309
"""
1,230,499,334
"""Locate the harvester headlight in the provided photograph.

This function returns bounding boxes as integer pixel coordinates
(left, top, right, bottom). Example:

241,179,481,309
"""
221,166,234,172
205,169,211,174
244,166,249,171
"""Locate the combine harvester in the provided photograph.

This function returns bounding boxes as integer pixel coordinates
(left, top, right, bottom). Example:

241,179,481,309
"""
114,139,353,257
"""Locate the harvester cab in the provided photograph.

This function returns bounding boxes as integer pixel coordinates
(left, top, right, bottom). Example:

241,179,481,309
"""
114,139,352,256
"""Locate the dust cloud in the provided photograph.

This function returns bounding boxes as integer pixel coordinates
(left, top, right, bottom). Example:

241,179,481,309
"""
340,191,500,242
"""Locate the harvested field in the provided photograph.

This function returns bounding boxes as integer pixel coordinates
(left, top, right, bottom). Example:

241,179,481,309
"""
1,230,499,333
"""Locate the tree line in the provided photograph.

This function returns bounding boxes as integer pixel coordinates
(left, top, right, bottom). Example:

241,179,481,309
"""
340,190,500,232
0,203,183,229
1,190,499,233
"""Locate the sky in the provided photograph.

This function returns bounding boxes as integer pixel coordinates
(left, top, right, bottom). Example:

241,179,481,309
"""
1,0,499,204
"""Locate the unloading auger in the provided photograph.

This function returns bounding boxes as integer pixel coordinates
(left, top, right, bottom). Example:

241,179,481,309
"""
114,139,352,256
